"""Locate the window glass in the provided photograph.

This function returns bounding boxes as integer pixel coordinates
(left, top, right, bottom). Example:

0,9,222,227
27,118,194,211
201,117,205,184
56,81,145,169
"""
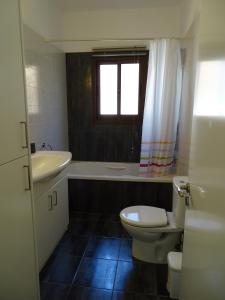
121,63,139,115
100,64,118,115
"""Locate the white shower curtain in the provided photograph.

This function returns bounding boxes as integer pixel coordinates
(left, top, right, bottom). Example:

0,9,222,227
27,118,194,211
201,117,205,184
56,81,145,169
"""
140,39,182,176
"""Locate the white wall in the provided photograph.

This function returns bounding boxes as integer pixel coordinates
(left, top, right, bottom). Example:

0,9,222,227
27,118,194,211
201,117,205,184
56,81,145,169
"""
61,6,180,40
180,0,201,36
176,16,200,175
199,0,225,47
21,1,182,52
175,0,202,175
23,25,68,151
176,38,196,174
55,6,180,52
21,1,183,52
20,0,62,40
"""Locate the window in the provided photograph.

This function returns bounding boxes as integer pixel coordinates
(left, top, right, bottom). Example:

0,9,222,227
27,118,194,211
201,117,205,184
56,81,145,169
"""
92,52,148,123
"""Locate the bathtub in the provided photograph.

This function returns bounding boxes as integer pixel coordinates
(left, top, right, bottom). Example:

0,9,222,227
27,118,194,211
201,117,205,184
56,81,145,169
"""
66,161,174,183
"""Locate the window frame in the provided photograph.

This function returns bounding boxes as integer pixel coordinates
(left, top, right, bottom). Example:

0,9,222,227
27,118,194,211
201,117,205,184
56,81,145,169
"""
92,51,148,124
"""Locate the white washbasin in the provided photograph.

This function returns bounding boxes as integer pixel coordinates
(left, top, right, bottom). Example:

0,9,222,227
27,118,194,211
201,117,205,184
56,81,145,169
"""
31,151,72,183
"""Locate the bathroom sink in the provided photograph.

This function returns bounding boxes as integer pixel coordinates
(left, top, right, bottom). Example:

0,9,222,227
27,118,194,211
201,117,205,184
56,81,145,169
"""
31,151,72,183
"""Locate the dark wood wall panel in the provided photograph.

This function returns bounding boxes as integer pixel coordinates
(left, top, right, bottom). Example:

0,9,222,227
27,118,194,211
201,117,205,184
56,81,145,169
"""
66,53,143,162
69,180,173,214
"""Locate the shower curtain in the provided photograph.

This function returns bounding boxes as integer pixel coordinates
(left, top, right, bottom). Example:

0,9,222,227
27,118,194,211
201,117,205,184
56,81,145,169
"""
140,39,182,176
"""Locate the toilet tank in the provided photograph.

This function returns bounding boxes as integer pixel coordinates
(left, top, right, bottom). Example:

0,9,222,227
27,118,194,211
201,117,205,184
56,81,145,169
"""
172,176,189,228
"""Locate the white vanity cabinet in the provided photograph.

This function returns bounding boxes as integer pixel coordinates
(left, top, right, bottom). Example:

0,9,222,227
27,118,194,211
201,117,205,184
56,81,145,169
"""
35,177,69,270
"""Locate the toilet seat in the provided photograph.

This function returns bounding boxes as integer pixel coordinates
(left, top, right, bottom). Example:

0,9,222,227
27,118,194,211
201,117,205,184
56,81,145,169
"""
120,205,168,228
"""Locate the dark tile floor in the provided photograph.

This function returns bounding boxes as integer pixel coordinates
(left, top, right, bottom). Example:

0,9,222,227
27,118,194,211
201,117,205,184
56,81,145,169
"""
40,213,172,300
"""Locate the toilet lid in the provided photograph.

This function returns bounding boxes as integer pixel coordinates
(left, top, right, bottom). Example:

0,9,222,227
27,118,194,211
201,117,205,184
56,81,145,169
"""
120,205,167,227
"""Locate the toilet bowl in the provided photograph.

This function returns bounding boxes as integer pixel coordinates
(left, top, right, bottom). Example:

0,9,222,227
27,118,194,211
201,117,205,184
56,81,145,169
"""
120,176,188,264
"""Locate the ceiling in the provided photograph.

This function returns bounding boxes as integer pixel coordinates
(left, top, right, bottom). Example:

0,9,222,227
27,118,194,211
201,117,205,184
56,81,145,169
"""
60,0,183,12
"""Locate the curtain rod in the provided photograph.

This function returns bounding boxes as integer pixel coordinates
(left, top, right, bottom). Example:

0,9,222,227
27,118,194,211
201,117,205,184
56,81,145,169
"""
92,52,147,57
47,37,184,43
92,46,147,55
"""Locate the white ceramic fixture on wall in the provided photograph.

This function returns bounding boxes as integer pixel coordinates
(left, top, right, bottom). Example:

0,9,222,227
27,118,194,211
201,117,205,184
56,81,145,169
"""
31,151,72,183
0,1,39,299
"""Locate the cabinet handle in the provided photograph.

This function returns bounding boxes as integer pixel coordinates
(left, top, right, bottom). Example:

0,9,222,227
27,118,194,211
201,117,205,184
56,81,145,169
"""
20,121,28,149
48,195,53,211
53,191,58,206
23,165,31,191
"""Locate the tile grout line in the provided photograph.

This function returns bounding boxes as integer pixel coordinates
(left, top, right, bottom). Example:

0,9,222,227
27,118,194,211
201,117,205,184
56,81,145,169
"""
43,214,169,299
110,238,122,297
66,214,131,299
64,234,91,299
64,234,121,299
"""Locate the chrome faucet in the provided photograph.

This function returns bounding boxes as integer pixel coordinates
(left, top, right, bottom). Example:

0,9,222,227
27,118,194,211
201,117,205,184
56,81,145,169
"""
41,142,53,151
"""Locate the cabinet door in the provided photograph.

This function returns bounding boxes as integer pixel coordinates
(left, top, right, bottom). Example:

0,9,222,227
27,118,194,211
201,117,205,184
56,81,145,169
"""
0,156,39,300
0,1,28,166
35,189,57,270
51,178,69,240
35,178,69,270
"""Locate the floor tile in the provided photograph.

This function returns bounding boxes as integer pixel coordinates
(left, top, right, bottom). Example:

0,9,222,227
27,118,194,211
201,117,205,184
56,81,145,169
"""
73,257,117,290
156,264,169,296
55,234,88,257
114,260,157,294
112,291,158,300
67,286,112,300
119,239,132,261
39,213,171,299
39,253,58,282
85,237,121,260
40,282,69,300
40,255,81,284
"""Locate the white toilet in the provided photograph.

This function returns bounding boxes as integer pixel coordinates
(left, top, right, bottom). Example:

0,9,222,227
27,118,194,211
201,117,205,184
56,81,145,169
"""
120,176,188,263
